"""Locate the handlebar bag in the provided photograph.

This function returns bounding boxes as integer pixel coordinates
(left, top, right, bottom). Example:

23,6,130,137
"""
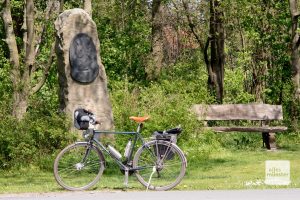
74,108,92,130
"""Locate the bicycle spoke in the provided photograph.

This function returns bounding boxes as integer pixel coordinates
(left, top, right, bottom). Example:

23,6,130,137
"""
54,143,104,191
133,140,186,191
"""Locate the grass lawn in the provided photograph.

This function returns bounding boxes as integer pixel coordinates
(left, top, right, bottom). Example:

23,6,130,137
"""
1,145,300,194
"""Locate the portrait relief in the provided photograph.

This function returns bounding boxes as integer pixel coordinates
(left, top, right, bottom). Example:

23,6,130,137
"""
69,33,99,83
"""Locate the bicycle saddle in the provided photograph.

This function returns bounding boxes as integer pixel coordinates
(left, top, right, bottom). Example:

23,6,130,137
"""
129,116,150,123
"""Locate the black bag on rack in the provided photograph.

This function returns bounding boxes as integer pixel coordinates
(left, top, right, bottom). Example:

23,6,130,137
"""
152,127,182,160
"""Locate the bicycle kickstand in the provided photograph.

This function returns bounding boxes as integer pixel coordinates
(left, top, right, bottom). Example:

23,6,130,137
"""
124,168,129,189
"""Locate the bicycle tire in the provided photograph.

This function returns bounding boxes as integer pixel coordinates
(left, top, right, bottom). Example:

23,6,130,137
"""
53,142,105,191
133,140,187,191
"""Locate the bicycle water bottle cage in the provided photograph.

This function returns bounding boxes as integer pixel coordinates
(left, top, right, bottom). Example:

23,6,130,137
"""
74,108,94,130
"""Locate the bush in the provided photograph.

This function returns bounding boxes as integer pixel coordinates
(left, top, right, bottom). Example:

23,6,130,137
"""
0,106,76,170
110,58,218,160
223,67,255,103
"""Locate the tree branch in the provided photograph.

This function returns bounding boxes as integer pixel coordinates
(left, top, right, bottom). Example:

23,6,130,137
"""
31,0,60,74
296,36,300,48
204,36,211,68
22,3,27,51
59,0,64,13
181,0,204,50
34,0,55,56
293,12,300,19
2,0,20,72
31,42,55,94
25,0,35,71
289,0,300,19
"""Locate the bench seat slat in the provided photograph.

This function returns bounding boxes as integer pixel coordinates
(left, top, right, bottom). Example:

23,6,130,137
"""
208,126,288,133
192,104,284,120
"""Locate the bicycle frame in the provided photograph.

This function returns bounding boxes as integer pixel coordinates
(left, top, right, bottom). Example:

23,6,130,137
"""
86,123,148,171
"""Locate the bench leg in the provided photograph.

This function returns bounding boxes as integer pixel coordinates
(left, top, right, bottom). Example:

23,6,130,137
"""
269,133,276,150
262,132,270,149
262,132,276,150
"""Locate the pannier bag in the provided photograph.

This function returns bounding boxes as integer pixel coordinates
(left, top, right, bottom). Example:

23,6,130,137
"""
152,127,182,160
74,108,94,130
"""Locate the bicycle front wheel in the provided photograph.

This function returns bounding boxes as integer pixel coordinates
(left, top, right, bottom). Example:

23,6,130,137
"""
54,142,105,191
133,140,187,191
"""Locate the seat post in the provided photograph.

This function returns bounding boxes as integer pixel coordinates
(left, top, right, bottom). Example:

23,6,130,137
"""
136,123,143,133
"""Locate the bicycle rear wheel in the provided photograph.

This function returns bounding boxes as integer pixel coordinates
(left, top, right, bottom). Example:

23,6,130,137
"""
54,142,105,191
133,140,187,191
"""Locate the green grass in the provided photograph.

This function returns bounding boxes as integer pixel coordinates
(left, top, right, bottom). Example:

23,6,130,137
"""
183,148,300,190
1,146,300,194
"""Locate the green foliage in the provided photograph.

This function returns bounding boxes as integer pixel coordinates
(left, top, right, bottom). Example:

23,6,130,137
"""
63,0,81,9
0,50,12,101
0,115,76,170
223,66,255,103
218,133,262,150
224,0,291,104
110,55,217,159
0,103,76,170
94,1,151,81
0,18,12,101
0,0,299,173
183,130,223,165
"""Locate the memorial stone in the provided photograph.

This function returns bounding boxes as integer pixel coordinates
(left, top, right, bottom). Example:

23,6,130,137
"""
55,9,113,130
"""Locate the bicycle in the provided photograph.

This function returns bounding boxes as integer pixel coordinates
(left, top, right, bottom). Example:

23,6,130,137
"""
53,108,187,191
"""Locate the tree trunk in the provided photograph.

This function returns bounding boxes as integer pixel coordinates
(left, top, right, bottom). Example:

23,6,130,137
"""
12,91,29,119
84,0,92,17
11,0,36,119
207,0,225,103
289,0,300,128
2,0,27,119
146,0,165,80
289,0,300,98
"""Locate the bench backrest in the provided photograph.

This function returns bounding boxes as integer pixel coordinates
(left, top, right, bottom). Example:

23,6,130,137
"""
192,104,283,121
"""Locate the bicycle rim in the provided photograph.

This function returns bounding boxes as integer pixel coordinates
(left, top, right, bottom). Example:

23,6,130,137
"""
133,140,186,191
54,142,105,191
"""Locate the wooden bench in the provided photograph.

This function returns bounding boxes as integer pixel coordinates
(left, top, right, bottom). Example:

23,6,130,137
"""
192,104,288,150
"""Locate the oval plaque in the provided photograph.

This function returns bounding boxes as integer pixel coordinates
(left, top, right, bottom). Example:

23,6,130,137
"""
69,33,99,83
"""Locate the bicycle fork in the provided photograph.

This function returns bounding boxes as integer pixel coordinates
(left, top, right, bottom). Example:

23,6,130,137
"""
75,144,93,171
